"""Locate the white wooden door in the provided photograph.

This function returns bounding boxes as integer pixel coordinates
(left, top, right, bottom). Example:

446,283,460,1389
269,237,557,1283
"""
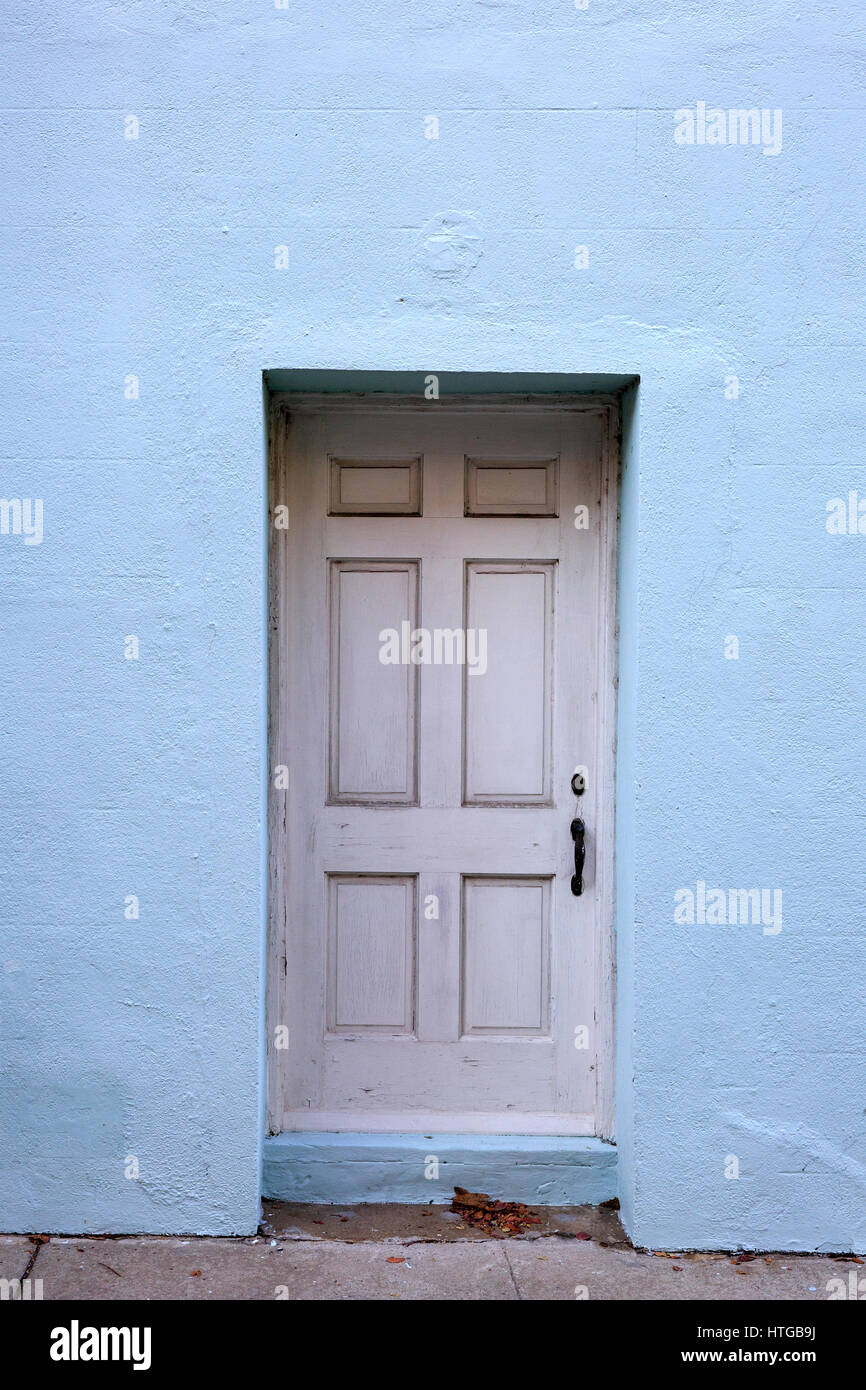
269,398,617,1137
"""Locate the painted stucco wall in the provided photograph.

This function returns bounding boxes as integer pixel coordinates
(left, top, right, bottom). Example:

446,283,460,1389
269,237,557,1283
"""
2,2,864,1246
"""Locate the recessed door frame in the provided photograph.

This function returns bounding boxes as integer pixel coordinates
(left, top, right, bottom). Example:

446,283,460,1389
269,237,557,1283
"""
266,391,620,1149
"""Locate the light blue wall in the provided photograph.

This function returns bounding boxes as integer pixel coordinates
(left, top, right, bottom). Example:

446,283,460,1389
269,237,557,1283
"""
2,2,864,1246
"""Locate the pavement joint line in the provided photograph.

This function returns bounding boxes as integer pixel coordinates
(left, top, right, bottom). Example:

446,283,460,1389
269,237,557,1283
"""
501,1242,523,1300
21,1238,45,1282
7,1232,862,1257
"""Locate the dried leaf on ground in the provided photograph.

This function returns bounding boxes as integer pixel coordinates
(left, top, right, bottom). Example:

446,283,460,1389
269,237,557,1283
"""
450,1186,541,1236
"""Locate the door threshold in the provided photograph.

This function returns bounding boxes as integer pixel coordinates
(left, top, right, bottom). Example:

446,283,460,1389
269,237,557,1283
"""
263,1132,617,1206
279,1110,596,1136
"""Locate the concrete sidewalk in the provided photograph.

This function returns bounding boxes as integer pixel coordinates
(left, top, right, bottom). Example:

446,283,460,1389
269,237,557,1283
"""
2,1203,860,1301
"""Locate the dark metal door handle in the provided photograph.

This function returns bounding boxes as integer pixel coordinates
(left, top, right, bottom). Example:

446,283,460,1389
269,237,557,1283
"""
571,817,585,896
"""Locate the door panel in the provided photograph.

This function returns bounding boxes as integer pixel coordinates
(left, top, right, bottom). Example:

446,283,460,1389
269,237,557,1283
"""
463,561,553,803
461,877,551,1035
327,875,416,1033
328,560,419,802
465,456,558,516
268,400,617,1137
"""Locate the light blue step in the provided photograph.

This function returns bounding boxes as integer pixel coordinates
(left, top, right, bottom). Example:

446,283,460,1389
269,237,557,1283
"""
263,1132,617,1205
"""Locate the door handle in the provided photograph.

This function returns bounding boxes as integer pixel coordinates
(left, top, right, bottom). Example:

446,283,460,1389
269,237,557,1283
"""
570,817,585,896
